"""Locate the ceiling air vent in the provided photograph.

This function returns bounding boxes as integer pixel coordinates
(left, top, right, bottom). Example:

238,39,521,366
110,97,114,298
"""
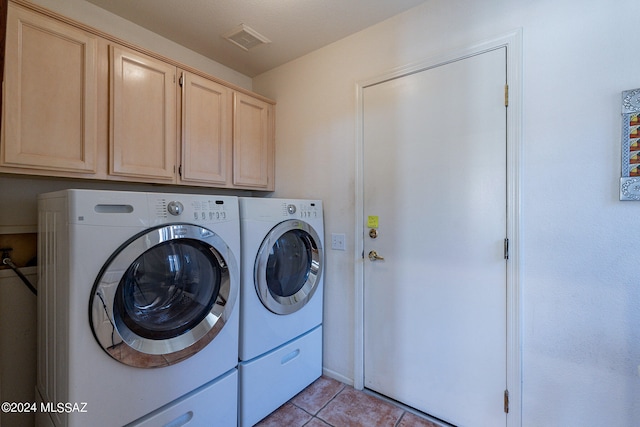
222,24,271,51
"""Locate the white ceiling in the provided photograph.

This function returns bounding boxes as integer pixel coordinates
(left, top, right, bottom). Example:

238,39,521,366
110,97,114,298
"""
83,0,428,77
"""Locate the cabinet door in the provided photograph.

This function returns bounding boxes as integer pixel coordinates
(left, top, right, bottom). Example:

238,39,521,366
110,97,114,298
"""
180,72,232,186
2,3,98,173
233,92,274,190
110,45,177,181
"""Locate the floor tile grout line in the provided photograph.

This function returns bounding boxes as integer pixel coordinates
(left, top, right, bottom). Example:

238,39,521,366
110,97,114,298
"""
314,382,347,425
298,381,414,427
292,381,347,426
394,411,407,427
363,388,452,427
291,381,347,416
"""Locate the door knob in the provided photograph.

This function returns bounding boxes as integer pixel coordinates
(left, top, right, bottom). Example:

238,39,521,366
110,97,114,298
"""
368,250,385,261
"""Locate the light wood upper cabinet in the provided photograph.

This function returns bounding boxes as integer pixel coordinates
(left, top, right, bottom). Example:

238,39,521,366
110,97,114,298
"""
1,0,275,190
109,45,177,182
180,76,275,190
1,2,99,175
233,92,275,190
179,72,232,186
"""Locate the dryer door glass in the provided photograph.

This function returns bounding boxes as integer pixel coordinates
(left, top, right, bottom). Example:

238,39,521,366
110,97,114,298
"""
114,239,221,340
255,220,323,315
266,230,312,297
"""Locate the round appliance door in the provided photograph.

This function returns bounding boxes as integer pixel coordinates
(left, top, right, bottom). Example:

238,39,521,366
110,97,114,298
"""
254,219,323,315
89,224,238,368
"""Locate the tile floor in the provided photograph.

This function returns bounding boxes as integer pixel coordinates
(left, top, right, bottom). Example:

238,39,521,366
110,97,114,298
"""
255,376,445,427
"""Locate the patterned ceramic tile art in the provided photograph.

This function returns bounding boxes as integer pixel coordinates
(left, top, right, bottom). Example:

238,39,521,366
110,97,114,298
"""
620,88,640,200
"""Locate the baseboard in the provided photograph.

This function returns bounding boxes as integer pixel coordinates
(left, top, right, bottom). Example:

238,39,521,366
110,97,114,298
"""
321,367,353,387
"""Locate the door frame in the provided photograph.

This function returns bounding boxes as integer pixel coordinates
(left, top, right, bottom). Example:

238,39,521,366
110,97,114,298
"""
353,29,523,426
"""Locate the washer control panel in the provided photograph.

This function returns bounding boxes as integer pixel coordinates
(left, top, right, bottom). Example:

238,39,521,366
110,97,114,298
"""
188,199,228,222
156,197,230,223
281,201,321,219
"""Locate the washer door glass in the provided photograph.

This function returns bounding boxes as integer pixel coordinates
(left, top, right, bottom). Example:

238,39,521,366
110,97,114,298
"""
115,240,221,340
255,220,323,315
90,224,237,368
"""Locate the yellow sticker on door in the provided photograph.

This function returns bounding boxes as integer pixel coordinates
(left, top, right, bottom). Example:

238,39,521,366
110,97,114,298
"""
367,215,379,229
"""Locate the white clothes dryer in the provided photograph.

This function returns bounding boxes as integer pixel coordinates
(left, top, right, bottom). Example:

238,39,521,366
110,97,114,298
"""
36,189,240,427
238,197,324,427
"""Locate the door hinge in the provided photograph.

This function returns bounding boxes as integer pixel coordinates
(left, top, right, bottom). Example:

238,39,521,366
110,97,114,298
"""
504,84,509,107
504,389,510,413
504,238,509,260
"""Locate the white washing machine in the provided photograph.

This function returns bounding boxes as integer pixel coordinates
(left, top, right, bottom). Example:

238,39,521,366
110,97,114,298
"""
238,197,324,427
36,189,240,427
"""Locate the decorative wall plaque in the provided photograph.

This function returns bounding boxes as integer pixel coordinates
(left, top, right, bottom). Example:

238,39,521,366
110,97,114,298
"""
620,88,640,200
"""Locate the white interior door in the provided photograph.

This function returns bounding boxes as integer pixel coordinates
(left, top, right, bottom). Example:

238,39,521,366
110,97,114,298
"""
363,47,507,427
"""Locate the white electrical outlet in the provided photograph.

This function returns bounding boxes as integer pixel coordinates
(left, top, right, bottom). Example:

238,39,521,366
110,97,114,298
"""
331,233,346,251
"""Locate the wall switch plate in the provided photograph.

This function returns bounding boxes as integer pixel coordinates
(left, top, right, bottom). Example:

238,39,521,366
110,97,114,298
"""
331,233,346,251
